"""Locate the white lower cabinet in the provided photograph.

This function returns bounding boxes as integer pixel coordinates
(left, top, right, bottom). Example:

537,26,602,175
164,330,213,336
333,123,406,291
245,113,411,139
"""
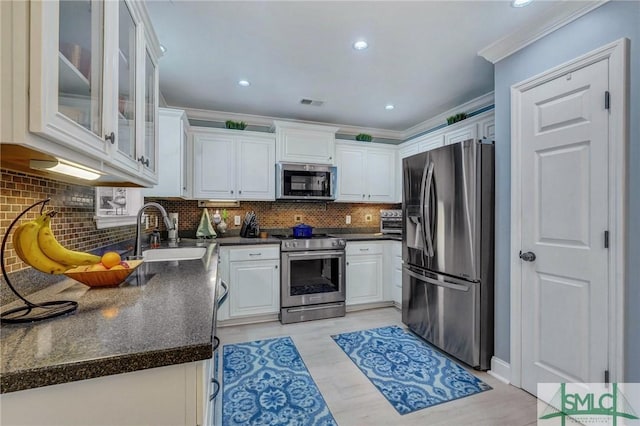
218,245,280,321
1,361,204,426
345,242,384,305
390,241,402,307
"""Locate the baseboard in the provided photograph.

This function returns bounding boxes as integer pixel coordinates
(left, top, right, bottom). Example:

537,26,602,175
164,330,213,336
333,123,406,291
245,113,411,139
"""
488,356,511,384
345,301,395,312
218,313,279,327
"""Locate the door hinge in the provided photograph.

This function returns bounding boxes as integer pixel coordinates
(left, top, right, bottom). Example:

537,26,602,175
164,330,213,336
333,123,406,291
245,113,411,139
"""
604,369,610,384
604,230,609,249
605,91,610,110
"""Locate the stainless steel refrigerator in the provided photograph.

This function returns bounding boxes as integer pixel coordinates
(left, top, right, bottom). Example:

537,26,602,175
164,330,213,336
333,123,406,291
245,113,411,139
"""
402,139,494,370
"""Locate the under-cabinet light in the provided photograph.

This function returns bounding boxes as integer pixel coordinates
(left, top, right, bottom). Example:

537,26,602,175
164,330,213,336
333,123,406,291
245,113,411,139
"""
30,159,101,181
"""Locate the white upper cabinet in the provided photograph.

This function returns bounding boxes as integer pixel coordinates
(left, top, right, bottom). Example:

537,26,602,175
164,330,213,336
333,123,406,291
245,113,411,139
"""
26,0,160,185
273,121,339,164
478,117,495,141
444,122,477,146
335,140,395,203
142,108,190,198
396,110,494,202
418,134,444,152
191,128,275,201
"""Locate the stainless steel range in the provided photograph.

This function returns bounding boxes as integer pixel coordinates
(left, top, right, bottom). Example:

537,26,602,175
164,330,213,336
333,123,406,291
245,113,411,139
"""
277,234,346,324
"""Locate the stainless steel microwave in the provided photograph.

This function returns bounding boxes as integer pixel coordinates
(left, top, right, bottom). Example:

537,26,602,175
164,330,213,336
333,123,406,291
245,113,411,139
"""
275,163,337,201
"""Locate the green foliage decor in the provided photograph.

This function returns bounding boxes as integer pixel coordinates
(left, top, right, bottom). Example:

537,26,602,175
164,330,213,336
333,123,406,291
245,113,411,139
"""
355,133,372,142
446,113,468,125
225,120,247,130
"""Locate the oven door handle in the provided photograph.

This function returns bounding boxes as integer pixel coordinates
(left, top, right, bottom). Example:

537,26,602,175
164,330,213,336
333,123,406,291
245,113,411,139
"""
285,303,345,313
284,250,345,258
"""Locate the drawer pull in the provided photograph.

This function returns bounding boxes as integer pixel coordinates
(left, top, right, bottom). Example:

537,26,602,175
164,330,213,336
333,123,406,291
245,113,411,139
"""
249,253,262,256
359,248,370,251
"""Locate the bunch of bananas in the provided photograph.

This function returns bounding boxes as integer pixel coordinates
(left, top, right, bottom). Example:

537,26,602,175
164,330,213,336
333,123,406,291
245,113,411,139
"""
13,212,101,274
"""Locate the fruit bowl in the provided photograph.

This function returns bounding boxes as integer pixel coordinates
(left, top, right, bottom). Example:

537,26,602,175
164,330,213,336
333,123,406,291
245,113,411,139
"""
64,260,143,288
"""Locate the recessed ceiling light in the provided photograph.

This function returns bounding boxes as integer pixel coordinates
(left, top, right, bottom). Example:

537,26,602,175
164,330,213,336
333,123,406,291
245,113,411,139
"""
159,44,167,54
353,40,368,51
238,80,250,87
512,0,532,7
385,104,395,110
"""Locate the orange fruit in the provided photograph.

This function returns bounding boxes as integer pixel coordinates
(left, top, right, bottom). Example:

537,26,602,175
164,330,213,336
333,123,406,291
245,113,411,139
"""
89,263,107,272
110,265,125,271
101,252,122,269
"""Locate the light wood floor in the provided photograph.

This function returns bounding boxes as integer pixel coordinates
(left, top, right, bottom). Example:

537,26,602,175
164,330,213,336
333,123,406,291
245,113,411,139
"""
218,307,538,426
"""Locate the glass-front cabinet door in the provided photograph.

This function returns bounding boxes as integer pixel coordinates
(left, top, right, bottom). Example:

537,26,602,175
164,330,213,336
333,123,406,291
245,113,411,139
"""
114,0,139,171
30,0,110,158
58,0,103,138
142,48,158,177
29,0,160,185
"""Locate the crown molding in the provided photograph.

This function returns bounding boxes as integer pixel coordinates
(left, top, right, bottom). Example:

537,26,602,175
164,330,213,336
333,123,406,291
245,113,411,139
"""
178,106,404,140
401,91,494,140
478,0,609,64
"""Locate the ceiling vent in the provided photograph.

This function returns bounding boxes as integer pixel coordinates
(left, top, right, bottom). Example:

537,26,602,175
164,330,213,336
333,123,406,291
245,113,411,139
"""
300,98,324,107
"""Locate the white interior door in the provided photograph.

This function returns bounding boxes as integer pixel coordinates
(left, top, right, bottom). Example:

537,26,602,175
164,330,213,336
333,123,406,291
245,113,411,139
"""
519,58,609,395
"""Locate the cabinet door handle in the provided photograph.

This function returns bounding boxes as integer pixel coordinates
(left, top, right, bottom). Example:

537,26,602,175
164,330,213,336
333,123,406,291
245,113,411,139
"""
239,190,242,194
359,248,370,251
209,379,220,401
230,190,234,194
138,156,149,167
368,194,371,198
217,281,229,308
105,132,115,144
275,265,278,269
346,262,349,266
249,253,262,256
362,194,365,198
213,336,220,351
329,156,332,160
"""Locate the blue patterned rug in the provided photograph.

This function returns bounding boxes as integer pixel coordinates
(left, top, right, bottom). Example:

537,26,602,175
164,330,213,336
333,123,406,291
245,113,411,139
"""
331,325,491,415
223,337,337,426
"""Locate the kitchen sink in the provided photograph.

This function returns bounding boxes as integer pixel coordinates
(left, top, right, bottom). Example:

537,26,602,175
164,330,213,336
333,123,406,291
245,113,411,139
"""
142,247,207,262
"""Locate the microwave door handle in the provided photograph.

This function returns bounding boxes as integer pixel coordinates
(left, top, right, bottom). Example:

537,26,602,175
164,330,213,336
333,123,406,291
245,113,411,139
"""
422,162,435,257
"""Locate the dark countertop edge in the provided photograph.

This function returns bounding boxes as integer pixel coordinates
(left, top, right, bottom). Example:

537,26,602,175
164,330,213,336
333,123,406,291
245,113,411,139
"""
339,235,402,242
0,342,213,394
215,235,402,245
216,237,282,246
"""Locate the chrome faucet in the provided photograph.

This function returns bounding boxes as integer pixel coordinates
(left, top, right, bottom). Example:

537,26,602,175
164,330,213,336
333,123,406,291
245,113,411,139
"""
134,202,175,257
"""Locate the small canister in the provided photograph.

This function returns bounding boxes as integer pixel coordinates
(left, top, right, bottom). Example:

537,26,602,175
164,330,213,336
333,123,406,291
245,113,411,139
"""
149,229,161,248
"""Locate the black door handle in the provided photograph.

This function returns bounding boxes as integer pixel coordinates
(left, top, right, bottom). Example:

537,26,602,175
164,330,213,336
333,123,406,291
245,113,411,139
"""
519,251,536,262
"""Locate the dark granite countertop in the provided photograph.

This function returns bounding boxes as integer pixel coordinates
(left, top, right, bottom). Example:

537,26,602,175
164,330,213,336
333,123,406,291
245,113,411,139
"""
0,243,219,394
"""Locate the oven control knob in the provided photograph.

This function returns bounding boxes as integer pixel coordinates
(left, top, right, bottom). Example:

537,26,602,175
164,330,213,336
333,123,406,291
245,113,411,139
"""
331,241,337,247
292,241,298,248
284,242,290,248
339,240,345,246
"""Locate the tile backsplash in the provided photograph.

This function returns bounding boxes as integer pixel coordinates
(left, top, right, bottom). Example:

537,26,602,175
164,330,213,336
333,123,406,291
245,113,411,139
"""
0,167,397,273
148,199,399,235
1,169,136,274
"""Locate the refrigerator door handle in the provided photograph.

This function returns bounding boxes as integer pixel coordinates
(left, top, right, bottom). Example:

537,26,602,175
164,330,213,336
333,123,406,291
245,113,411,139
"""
418,162,430,253
422,162,435,257
405,267,470,292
